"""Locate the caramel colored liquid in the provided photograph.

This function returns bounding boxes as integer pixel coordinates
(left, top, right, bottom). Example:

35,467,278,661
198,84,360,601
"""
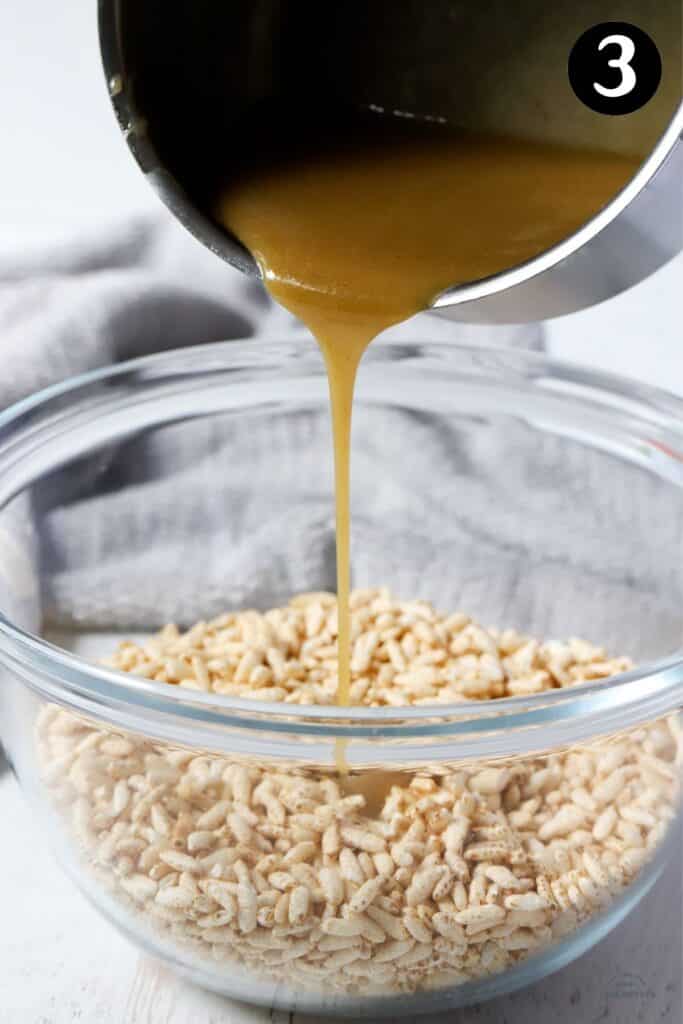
216,126,638,738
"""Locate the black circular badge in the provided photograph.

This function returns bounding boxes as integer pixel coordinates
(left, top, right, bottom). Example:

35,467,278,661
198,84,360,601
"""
568,22,661,115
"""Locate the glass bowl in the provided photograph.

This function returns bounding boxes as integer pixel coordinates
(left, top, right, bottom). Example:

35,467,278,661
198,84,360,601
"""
0,337,682,1017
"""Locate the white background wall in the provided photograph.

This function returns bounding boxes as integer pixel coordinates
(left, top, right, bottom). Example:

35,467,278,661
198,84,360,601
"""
1,0,681,389
1,0,151,239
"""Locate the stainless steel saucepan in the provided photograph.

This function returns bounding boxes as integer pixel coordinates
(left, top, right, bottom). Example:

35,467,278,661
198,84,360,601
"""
99,0,682,323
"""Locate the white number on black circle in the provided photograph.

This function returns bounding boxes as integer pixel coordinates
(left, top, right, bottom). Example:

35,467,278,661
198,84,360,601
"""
594,34,637,98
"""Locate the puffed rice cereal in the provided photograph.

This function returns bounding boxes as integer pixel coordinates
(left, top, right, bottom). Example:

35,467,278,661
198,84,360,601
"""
36,589,681,996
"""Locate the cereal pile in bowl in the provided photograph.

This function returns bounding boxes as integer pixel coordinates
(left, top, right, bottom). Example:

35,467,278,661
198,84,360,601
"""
102,588,634,704
36,590,681,996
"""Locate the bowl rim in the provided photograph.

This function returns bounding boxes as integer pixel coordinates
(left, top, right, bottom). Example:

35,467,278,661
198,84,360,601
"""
1,337,682,756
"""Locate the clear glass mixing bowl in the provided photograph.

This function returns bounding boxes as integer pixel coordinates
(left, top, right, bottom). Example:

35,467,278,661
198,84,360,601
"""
0,338,681,1016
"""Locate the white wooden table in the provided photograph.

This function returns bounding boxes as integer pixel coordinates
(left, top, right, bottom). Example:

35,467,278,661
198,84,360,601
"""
2,765,680,1024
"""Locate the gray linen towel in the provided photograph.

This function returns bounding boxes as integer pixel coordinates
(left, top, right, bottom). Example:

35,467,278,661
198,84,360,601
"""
0,214,543,634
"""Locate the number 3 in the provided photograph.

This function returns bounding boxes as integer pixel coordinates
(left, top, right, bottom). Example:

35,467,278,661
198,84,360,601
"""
594,34,637,98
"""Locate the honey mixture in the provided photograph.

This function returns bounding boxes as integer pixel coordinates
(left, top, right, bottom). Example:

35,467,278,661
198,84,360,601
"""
215,118,639,708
